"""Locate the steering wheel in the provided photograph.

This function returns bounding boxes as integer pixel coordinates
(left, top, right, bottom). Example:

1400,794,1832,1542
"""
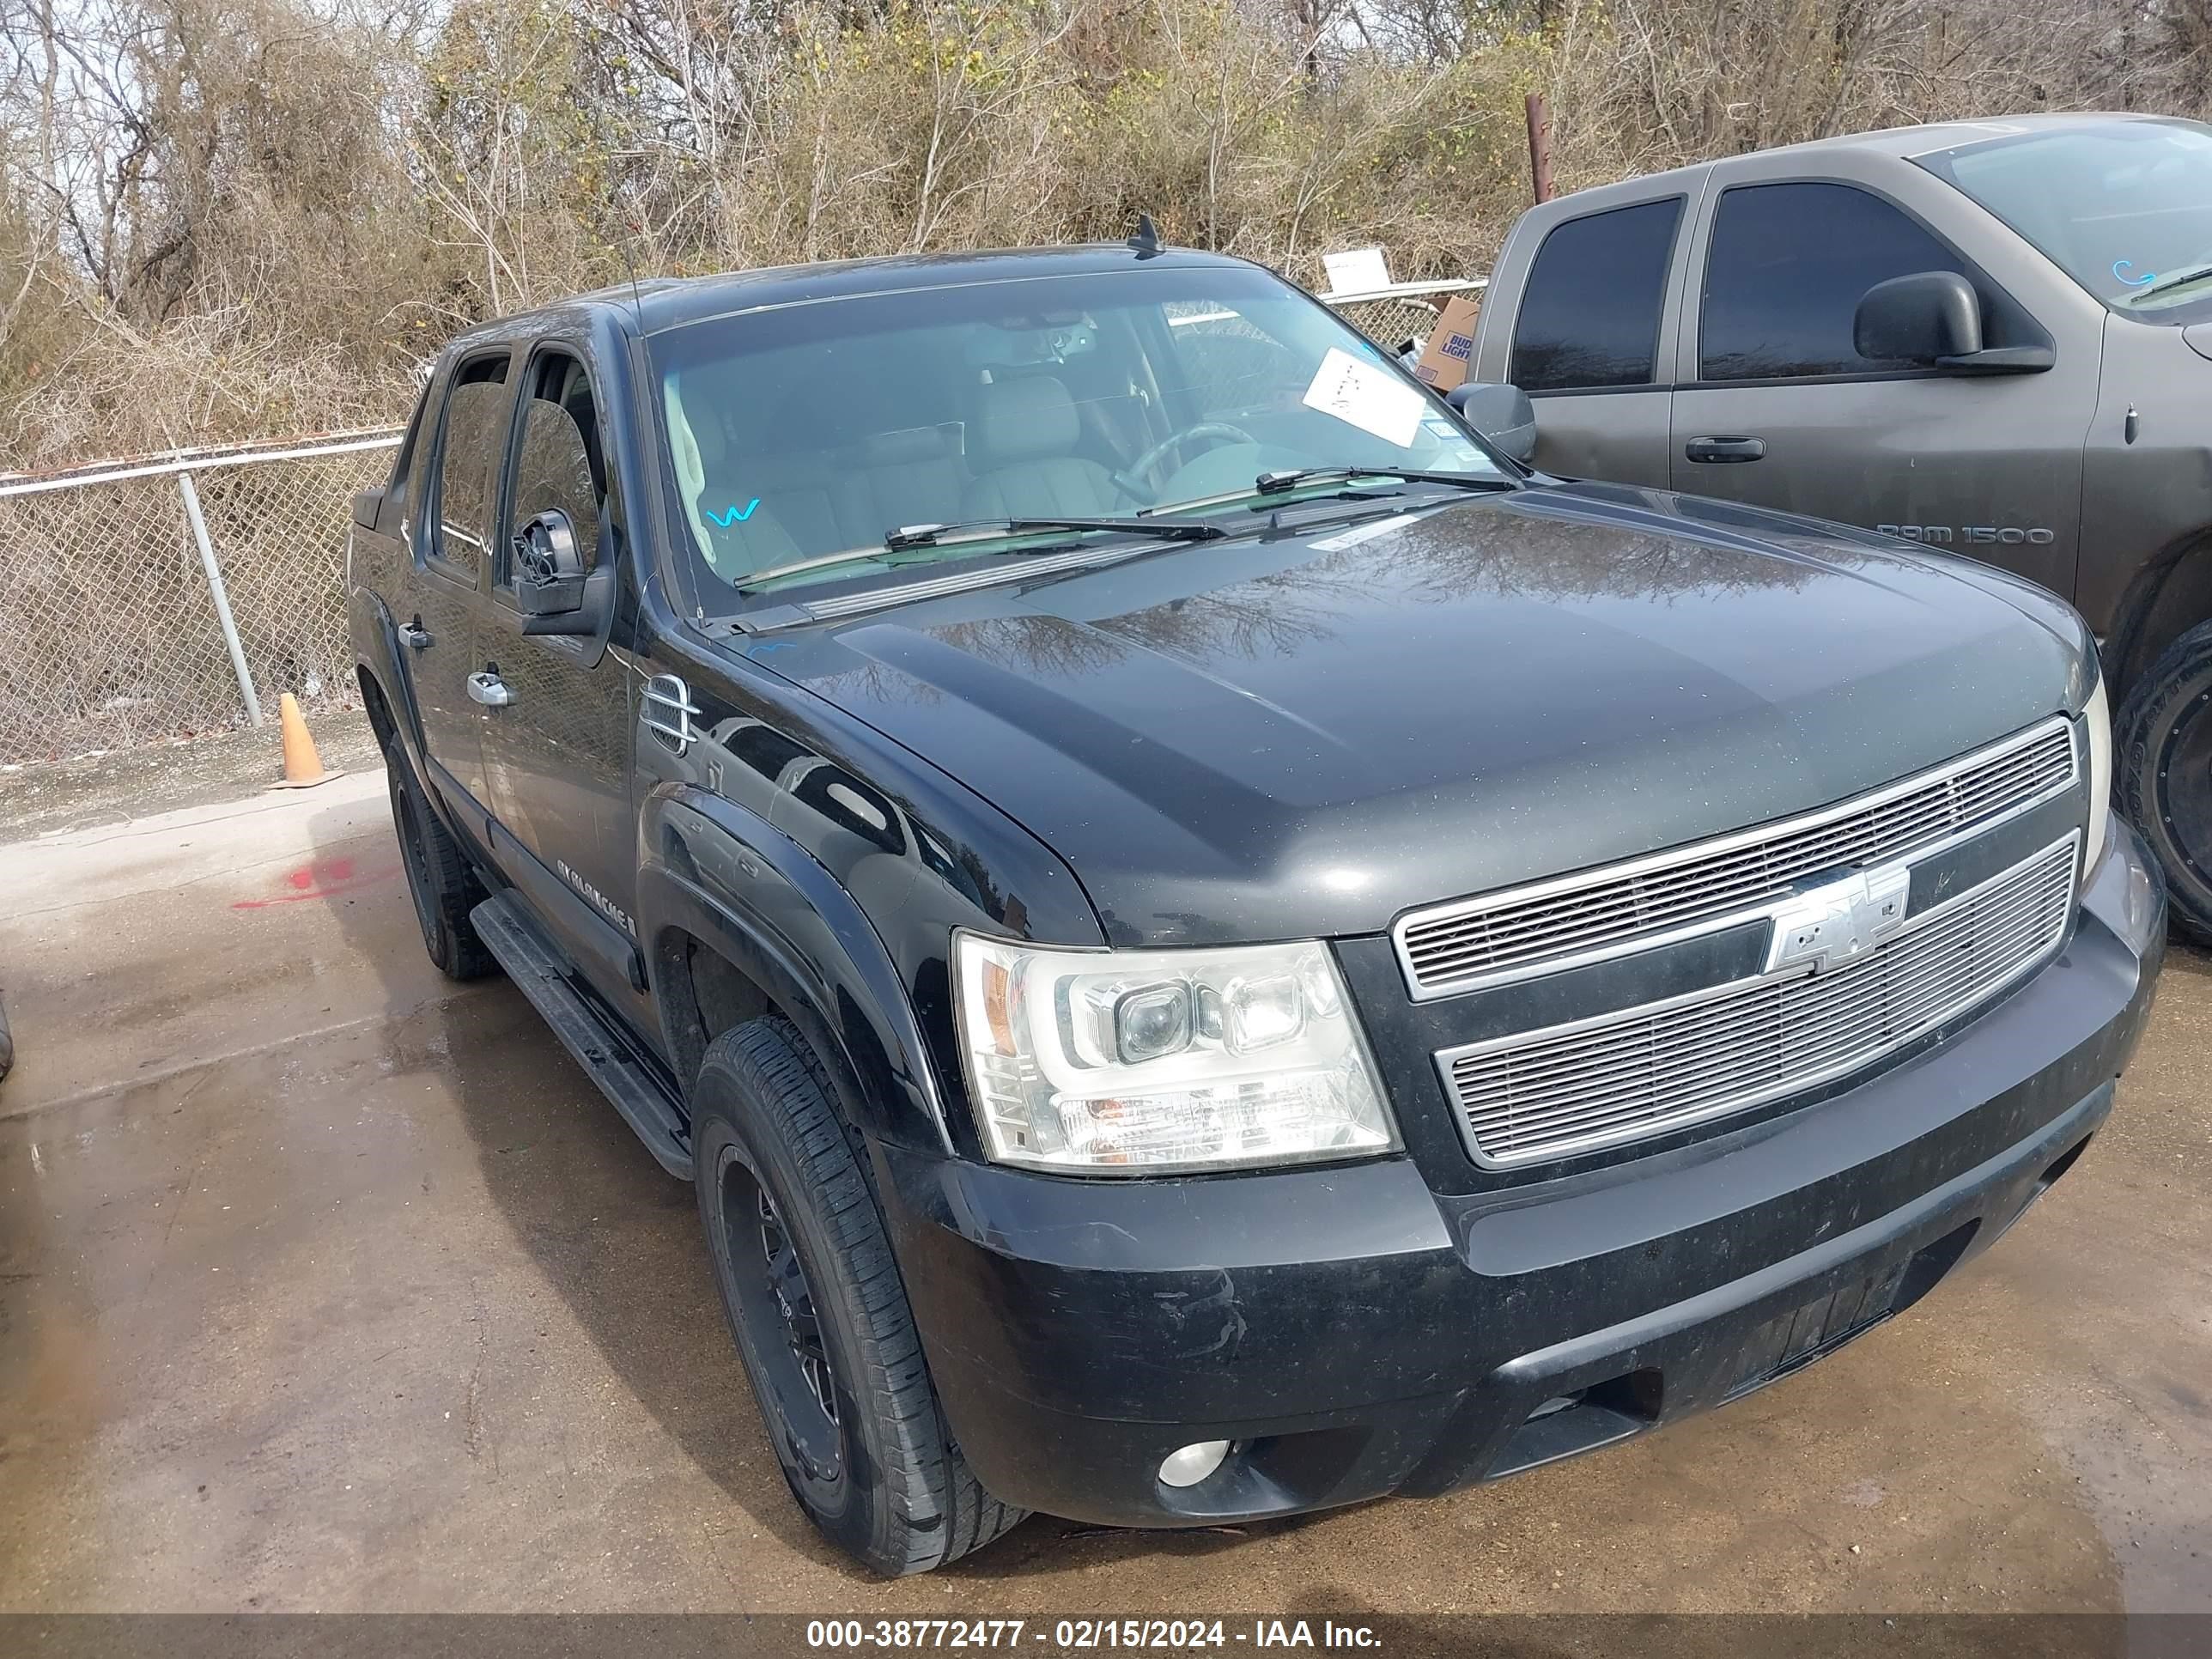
1114,422,1258,500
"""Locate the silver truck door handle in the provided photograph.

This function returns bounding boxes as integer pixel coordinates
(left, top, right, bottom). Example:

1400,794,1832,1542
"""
466,670,514,708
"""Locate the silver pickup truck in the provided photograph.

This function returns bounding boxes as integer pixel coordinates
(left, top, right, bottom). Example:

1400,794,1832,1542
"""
1464,112,2212,940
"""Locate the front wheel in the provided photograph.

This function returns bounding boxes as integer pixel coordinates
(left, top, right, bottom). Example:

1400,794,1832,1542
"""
692,1017,1025,1576
2115,617,2212,944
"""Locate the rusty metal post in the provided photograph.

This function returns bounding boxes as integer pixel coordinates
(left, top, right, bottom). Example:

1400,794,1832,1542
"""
1525,93,1555,204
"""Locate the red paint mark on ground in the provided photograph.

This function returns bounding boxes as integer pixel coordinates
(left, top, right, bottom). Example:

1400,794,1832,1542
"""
233,857,397,909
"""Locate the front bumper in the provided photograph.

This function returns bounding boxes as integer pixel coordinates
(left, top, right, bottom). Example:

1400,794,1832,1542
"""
875,824,2165,1528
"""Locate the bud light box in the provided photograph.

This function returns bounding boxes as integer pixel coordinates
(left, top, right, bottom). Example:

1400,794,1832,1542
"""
1412,295,1482,393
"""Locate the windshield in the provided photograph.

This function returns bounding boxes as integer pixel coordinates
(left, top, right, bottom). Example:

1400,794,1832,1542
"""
647,264,1504,599
1916,118,2212,321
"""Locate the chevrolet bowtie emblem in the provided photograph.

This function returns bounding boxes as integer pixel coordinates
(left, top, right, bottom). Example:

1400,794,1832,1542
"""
1765,866,1911,975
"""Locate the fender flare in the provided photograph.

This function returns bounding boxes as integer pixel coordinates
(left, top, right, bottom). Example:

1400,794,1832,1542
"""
2102,524,2212,696
639,784,953,1156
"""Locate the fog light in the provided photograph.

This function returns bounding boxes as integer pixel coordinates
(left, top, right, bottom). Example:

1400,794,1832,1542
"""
1157,1439,1231,1488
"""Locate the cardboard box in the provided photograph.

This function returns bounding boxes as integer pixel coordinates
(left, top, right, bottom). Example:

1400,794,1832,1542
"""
1410,295,1481,393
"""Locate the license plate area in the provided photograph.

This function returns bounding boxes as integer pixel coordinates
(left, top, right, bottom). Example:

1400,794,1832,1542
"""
1722,1263,1908,1401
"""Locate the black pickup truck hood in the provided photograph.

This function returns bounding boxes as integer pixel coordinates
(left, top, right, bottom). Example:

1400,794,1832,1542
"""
745,482,2088,947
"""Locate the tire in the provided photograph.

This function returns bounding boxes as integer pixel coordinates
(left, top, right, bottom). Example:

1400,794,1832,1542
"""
2115,617,2212,945
691,1016,1025,1576
385,738,497,981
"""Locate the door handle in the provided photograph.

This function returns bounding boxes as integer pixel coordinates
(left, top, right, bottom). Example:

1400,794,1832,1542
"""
1684,435,1766,464
402,616,434,650
466,670,514,708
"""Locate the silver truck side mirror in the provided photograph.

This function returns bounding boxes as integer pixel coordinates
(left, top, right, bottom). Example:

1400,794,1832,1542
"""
1447,381,1538,465
1855,270,1981,363
1854,271,2054,375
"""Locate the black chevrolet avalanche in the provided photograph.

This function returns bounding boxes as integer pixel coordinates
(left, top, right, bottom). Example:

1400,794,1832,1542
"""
347,242,2165,1576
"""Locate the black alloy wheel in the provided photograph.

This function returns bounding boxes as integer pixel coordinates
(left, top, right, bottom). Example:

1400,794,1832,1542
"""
720,1158,843,1484
690,1016,1026,1574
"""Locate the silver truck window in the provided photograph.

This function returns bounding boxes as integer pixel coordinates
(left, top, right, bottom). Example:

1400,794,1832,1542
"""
1509,198,1682,392
1698,183,1966,380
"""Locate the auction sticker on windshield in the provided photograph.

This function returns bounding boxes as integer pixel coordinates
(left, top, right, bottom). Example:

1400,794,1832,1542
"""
1302,346,1425,447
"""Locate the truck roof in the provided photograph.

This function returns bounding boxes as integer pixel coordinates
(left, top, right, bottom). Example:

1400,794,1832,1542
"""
1753,109,2189,160
459,243,1259,345
1567,111,2197,196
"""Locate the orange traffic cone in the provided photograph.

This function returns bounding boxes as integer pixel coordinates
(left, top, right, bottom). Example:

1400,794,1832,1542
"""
270,692,342,789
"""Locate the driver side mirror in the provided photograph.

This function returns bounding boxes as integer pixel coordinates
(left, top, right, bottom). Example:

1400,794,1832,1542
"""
1854,270,2054,375
514,509,586,617
1447,380,1538,465
1854,270,1980,363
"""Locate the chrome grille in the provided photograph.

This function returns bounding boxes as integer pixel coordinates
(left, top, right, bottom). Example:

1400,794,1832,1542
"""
1439,835,2079,1168
1395,718,2076,998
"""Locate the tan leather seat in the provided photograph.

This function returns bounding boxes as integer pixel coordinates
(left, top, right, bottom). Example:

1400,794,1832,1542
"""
665,374,800,579
672,374,975,577
689,413,800,576
962,377,1127,520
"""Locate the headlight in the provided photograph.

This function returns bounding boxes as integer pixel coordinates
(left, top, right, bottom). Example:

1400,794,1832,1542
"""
2083,673,2112,874
951,932,1397,1175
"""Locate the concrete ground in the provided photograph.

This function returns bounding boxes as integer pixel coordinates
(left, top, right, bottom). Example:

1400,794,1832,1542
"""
0,759,2207,1617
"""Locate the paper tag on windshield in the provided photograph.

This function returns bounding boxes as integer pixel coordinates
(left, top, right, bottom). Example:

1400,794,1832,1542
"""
1302,347,1425,448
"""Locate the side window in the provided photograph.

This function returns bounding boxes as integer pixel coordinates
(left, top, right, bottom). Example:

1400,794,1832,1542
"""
1510,198,1683,392
499,350,609,590
1698,184,1967,380
431,355,510,575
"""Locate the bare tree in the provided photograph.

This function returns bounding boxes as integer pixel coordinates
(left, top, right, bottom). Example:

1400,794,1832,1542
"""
3,0,2207,465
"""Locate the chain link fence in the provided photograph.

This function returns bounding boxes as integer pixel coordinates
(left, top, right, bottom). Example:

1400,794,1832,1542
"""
1326,279,1487,355
0,433,401,766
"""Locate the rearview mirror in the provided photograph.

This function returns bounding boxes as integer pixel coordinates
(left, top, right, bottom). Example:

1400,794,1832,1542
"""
1447,380,1538,465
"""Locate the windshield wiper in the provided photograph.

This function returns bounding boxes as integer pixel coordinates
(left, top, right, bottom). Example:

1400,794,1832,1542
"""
883,515,1224,551
1253,467,1516,495
733,516,1223,591
2130,261,2212,300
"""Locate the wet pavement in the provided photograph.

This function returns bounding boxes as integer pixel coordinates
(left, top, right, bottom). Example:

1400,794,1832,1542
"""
1,767,2207,1614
